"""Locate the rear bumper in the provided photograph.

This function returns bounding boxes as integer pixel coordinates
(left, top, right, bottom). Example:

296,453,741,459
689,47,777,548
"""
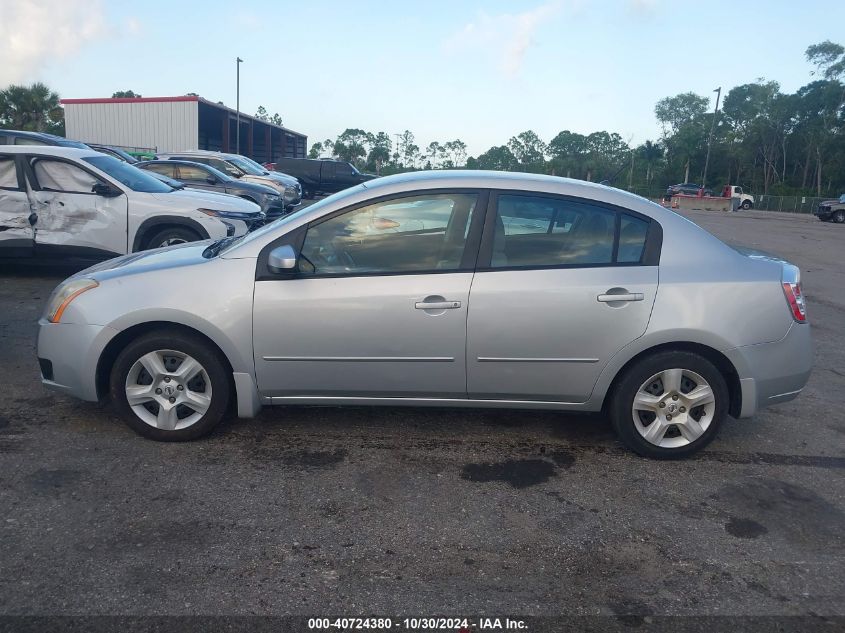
727,321,813,418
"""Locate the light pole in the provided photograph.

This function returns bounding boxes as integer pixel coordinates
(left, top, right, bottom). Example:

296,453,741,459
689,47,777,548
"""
236,57,243,154
702,86,721,190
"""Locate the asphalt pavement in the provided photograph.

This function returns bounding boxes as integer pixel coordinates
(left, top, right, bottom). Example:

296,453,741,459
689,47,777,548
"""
0,207,842,620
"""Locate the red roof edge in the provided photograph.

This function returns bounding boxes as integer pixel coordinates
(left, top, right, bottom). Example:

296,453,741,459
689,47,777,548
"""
60,96,200,105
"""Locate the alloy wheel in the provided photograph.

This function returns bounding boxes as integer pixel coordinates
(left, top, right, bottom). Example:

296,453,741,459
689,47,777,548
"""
631,368,716,448
124,349,212,430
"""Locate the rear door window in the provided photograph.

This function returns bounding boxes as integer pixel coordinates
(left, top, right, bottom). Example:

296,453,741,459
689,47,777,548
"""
176,164,210,181
488,194,653,268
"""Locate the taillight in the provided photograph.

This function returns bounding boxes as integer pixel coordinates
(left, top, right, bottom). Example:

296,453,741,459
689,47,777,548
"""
782,281,807,322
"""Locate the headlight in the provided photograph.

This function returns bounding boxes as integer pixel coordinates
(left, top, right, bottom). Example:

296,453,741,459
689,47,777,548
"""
198,208,260,220
45,278,99,323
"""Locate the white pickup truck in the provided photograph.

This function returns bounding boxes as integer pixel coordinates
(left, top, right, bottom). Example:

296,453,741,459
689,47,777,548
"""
724,185,755,210
0,146,263,260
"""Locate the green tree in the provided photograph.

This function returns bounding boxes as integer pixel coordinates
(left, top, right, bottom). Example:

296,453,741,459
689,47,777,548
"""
636,140,663,185
444,140,467,167
467,145,519,171
112,90,141,98
806,40,845,80
255,106,269,122
308,141,323,158
655,92,709,183
0,82,64,134
270,113,283,127
507,130,547,167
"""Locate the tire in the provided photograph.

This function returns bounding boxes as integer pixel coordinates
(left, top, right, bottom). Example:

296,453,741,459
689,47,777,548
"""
741,200,752,210
834,210,845,224
303,187,315,199
109,330,231,441
609,351,729,459
145,226,201,250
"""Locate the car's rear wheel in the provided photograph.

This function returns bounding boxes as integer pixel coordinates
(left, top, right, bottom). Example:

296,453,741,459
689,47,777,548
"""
834,210,845,224
146,227,201,249
110,331,231,441
610,351,728,459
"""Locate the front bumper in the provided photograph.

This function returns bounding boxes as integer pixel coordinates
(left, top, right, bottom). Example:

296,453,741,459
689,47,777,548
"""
36,319,119,402
815,205,833,220
264,198,288,220
283,185,302,209
726,321,813,418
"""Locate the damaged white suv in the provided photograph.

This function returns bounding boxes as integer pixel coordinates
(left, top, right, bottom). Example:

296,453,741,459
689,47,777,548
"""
0,146,264,260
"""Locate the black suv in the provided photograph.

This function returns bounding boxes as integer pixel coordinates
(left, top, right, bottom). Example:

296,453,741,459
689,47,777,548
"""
137,160,286,219
0,129,90,148
269,158,376,198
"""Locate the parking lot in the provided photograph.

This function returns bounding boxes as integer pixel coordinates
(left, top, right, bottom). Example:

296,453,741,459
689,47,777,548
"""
0,208,843,618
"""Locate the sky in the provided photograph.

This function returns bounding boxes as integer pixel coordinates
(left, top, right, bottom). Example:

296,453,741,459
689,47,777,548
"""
1,0,843,156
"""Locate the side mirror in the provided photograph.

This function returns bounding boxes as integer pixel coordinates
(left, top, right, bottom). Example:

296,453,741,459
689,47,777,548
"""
92,183,120,197
206,176,218,185
268,244,298,272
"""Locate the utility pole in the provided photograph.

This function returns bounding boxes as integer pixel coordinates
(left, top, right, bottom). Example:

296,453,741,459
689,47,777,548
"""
702,86,721,189
236,57,243,154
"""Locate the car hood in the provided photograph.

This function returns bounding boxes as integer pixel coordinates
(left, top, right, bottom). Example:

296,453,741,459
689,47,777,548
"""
74,240,213,282
150,189,260,212
258,171,298,186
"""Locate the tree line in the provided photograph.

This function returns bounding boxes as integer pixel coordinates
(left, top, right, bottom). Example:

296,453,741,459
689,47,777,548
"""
309,41,845,196
2,40,842,196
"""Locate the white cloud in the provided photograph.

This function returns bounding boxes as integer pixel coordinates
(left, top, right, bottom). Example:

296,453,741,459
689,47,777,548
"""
0,0,106,85
444,1,568,77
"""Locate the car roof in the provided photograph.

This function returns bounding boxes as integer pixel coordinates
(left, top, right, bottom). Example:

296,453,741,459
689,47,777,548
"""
141,159,210,166
0,129,90,148
0,145,103,158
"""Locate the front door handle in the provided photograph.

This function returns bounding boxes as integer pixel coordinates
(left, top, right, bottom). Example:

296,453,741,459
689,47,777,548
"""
415,300,461,310
597,292,643,303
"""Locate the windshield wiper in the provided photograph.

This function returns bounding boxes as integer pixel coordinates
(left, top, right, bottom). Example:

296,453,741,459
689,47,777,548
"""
202,236,237,258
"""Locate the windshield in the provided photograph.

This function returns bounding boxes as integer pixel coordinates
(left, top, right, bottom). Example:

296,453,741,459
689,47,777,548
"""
56,138,91,149
83,155,174,193
227,156,264,175
239,156,270,174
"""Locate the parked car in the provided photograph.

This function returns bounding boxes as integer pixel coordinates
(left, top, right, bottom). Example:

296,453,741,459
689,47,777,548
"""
35,170,812,458
0,128,90,149
814,194,845,223
136,159,285,220
268,157,376,198
89,144,139,164
157,150,301,210
0,146,263,259
665,183,713,198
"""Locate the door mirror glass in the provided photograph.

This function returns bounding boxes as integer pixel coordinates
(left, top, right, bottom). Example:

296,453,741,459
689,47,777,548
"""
206,176,218,185
268,244,298,272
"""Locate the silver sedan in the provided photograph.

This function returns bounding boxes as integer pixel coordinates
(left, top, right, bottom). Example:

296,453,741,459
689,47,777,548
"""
36,171,812,458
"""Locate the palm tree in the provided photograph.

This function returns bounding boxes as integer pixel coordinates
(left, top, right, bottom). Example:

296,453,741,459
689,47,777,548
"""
637,140,664,184
0,82,64,134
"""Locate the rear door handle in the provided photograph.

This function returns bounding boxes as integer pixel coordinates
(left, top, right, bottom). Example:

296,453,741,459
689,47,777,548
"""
597,293,643,303
415,301,461,310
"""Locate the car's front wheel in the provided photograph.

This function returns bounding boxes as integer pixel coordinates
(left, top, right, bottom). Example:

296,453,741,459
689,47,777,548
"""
110,330,231,441
741,200,752,210
609,351,728,459
834,210,845,224
146,226,201,249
